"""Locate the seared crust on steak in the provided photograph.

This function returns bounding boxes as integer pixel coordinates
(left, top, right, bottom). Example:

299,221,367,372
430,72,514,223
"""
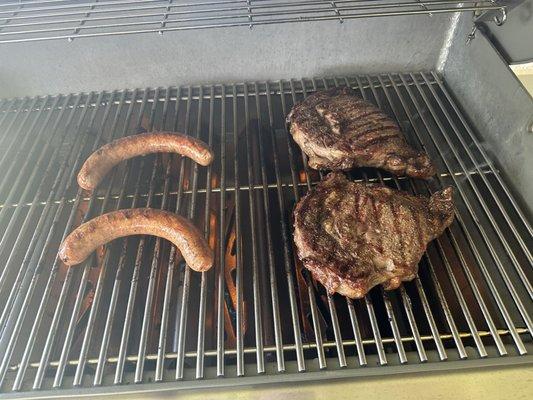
293,173,453,298
287,87,435,179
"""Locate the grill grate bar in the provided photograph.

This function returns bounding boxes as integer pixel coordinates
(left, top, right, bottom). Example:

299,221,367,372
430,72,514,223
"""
308,77,349,367
176,87,203,379
423,252,468,358
7,327,529,373
346,298,367,366
369,144,430,361
364,295,388,365
379,79,452,360
0,94,70,334
421,73,532,261
367,76,435,363
0,98,7,116
373,74,448,361
384,74,488,358
396,73,515,355
399,285,430,361
382,289,409,363
249,83,285,372
0,98,19,144
134,86,172,383
328,294,348,367
52,91,124,388
321,75,367,362
169,87,188,361
448,209,526,352
156,87,179,378
194,85,217,379
231,84,245,377
319,77,349,367
411,74,532,297
0,97,61,294
113,89,154,385
0,73,531,396
0,170,497,210
243,83,265,374
145,87,178,380
0,0,493,19
0,171,493,209
0,96,55,208
403,73,531,351
0,96,40,181
0,77,440,112
355,76,410,364
72,90,130,386
92,88,141,386
0,94,77,384
428,72,533,238
352,78,388,366
396,75,505,356
8,93,97,391
288,78,326,369
256,82,285,372
273,81,306,372
216,85,228,376
175,86,203,380
30,91,107,389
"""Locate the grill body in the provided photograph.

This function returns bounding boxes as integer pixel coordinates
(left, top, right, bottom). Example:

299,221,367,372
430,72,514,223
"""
0,2,531,398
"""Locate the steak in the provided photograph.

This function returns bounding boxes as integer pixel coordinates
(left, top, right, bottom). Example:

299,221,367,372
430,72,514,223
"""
293,173,454,298
287,87,435,179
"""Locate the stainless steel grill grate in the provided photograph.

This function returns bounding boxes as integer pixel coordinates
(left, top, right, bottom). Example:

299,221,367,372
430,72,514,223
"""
0,0,505,44
0,72,531,397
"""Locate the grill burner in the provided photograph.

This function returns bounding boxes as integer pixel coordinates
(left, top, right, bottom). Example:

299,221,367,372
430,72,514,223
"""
0,72,531,397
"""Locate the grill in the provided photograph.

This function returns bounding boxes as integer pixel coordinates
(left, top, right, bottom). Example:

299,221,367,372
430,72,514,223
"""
0,0,505,44
0,71,531,397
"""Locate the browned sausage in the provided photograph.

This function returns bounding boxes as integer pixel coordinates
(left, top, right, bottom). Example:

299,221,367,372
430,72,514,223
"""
77,132,214,191
58,208,214,272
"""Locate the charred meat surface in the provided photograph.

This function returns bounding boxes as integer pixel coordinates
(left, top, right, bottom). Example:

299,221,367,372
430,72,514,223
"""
293,173,454,298
287,87,435,178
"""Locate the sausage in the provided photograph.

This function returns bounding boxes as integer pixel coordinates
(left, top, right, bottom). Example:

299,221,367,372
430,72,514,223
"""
58,208,214,272
77,132,214,191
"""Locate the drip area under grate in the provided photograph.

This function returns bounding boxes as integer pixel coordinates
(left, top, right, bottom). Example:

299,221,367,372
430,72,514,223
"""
0,72,531,397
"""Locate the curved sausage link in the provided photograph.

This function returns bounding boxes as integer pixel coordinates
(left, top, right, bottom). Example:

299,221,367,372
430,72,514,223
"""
77,132,214,191
58,208,214,272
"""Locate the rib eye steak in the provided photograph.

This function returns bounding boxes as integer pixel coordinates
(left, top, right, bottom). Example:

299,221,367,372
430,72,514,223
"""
293,173,454,298
287,87,435,179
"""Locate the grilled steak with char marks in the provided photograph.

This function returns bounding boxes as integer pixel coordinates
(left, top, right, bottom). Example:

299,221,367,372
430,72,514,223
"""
293,173,454,298
287,87,435,179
